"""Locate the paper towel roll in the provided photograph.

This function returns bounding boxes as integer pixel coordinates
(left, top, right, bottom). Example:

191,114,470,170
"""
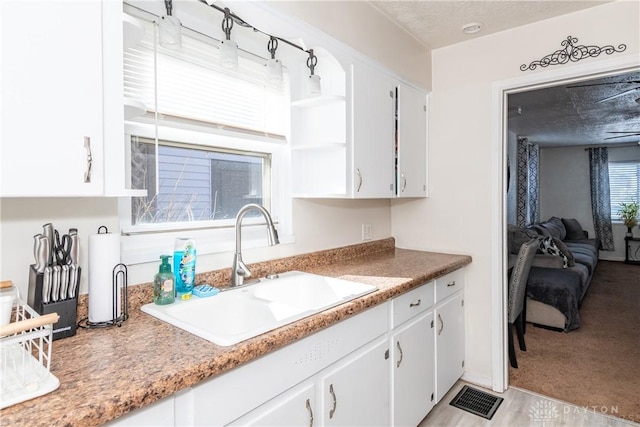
88,230,121,323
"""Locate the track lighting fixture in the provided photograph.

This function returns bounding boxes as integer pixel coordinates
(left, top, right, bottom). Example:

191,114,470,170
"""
220,7,238,69
198,0,322,90
306,49,321,96
265,36,283,83
159,0,181,48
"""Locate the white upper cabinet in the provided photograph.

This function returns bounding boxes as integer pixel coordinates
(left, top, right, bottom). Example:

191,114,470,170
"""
396,83,428,198
0,1,140,197
350,61,396,198
290,52,427,199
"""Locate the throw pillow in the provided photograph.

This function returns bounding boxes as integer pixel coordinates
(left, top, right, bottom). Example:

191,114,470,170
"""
539,217,566,240
550,237,575,267
562,218,585,240
532,224,550,237
538,236,573,268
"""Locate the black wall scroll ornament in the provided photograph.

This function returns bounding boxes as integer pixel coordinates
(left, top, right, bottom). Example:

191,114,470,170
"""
520,36,627,72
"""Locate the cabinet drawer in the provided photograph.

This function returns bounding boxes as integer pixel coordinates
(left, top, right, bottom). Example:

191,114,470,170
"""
391,282,434,328
435,269,464,303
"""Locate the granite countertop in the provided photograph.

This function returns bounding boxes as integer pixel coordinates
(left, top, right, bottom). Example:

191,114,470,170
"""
0,239,471,426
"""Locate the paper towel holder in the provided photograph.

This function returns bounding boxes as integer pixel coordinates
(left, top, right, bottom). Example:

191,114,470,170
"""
78,263,129,329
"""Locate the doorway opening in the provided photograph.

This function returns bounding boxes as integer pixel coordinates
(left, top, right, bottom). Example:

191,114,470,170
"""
491,55,640,393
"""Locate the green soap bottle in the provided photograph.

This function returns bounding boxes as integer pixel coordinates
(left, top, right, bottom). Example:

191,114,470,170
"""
153,255,175,305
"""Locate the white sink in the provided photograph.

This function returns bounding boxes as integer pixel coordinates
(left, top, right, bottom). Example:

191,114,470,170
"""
141,271,377,346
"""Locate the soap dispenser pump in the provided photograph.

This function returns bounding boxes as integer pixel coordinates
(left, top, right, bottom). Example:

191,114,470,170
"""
153,255,175,305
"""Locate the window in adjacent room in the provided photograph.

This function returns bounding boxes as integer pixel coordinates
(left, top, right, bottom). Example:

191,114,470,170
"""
609,161,640,220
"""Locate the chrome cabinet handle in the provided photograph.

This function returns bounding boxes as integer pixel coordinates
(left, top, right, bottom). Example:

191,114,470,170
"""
447,281,456,287
438,313,444,335
306,398,314,427
356,168,363,192
401,173,407,192
396,341,404,368
329,384,337,419
409,299,421,308
83,136,92,183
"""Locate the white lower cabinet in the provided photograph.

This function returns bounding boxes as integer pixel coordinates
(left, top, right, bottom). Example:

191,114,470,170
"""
229,381,315,426
434,270,466,403
389,281,435,427
391,312,435,427
108,268,466,426
319,337,390,426
229,333,389,427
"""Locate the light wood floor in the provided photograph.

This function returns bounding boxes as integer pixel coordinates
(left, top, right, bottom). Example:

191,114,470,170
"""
419,381,639,427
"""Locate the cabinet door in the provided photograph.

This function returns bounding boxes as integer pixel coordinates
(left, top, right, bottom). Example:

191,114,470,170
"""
351,62,395,198
1,0,104,196
229,382,315,427
391,311,435,427
434,292,465,402
319,337,390,426
396,83,427,198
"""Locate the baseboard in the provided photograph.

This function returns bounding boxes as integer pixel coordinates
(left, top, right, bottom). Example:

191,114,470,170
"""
598,255,625,262
461,371,494,391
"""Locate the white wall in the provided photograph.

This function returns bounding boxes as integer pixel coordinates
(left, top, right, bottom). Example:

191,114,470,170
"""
391,0,640,387
540,144,640,261
539,147,594,231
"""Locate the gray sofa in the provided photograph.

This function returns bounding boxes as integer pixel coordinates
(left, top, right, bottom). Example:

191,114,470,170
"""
508,217,600,331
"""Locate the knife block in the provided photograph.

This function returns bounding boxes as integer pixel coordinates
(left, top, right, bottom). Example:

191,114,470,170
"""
27,265,81,341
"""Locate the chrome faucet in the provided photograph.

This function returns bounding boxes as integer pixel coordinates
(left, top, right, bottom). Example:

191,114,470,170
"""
231,203,280,287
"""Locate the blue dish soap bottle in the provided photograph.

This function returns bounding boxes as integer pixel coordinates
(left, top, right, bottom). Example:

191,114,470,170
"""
153,255,175,305
174,238,196,300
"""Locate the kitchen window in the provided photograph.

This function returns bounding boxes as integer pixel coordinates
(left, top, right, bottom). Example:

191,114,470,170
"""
609,161,640,220
130,137,270,225
119,8,291,264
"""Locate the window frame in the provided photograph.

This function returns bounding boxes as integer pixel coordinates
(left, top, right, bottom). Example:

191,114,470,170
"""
129,135,272,227
119,121,292,265
608,160,640,222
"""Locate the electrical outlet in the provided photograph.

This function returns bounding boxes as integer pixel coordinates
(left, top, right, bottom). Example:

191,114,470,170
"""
362,224,372,241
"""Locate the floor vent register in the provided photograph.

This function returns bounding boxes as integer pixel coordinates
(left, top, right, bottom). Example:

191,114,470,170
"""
449,385,504,420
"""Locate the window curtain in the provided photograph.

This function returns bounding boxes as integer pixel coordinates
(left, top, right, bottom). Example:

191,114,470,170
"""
516,137,539,226
588,147,615,251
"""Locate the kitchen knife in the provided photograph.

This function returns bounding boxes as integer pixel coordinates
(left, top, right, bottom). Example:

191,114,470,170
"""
42,266,52,304
68,265,76,299
38,235,50,273
34,234,45,272
60,265,69,301
43,223,55,266
68,230,79,266
51,265,61,302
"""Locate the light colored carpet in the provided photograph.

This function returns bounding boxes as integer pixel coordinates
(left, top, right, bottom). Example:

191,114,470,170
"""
509,260,640,424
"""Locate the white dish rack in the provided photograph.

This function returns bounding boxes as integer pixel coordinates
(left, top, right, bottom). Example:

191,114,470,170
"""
0,281,60,409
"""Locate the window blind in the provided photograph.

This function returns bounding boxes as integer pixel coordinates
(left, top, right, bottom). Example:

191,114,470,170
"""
123,16,289,137
609,161,640,220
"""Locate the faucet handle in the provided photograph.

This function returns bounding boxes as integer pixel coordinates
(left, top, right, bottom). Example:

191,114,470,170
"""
236,259,252,278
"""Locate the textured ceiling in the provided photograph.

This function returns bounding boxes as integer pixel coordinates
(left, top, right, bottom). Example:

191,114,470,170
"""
508,70,640,147
369,0,612,49
369,0,638,148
